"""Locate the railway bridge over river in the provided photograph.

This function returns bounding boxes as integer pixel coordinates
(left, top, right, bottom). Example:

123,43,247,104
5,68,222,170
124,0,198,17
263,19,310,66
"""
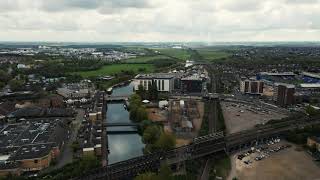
76,117,320,180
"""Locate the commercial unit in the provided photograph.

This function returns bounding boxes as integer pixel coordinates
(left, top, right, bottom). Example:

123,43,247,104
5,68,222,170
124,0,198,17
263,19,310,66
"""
274,83,295,107
133,73,176,92
240,79,264,95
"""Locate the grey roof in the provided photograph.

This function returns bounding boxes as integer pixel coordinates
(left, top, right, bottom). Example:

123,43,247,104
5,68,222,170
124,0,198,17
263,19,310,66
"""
9,143,54,161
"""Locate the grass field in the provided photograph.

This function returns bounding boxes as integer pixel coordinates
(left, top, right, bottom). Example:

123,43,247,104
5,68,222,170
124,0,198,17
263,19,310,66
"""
73,64,155,77
196,48,231,61
123,55,171,63
151,48,191,61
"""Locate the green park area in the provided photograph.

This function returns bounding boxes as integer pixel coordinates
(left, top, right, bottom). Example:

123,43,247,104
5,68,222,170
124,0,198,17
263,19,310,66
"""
72,64,155,78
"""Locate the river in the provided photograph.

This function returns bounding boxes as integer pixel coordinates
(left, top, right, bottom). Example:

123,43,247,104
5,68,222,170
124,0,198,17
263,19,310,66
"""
106,83,145,164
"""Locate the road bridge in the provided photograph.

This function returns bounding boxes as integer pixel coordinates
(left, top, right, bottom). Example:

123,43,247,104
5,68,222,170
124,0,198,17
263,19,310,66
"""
76,118,320,180
105,95,129,102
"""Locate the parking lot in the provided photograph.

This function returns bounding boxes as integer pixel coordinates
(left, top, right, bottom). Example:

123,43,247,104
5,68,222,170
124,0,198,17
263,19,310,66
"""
228,140,320,180
221,102,287,134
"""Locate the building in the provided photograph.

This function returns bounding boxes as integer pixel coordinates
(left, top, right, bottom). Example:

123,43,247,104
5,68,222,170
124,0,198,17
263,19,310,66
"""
0,162,21,176
9,143,54,172
307,136,320,152
0,118,69,173
133,73,176,92
274,83,295,107
181,74,206,93
57,81,94,99
302,72,320,83
240,79,264,95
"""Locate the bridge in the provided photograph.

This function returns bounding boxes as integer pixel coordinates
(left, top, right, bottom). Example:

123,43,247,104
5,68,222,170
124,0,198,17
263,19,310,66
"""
105,122,139,127
105,95,129,102
75,117,320,180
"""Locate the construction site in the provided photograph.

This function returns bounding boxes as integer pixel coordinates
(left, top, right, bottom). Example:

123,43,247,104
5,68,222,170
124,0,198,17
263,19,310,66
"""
167,99,204,139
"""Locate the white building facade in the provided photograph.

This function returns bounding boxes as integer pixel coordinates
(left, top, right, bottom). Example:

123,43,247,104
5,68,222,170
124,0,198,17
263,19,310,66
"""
133,74,175,92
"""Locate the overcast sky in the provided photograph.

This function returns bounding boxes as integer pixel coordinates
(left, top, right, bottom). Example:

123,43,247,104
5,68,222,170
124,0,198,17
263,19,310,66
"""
0,0,319,42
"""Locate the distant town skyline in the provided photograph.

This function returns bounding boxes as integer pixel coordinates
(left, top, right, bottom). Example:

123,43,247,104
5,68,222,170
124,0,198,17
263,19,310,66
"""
0,0,319,42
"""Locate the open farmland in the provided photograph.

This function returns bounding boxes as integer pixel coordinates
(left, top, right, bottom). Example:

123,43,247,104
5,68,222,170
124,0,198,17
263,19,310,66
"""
196,48,231,61
72,64,155,77
123,55,172,63
152,48,191,61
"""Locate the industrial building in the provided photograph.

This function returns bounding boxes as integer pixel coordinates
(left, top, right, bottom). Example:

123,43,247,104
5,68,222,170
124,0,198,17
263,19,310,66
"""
274,83,295,107
240,79,264,95
0,118,69,174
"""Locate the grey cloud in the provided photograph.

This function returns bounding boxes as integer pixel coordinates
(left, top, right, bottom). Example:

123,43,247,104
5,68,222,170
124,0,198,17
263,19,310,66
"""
39,0,151,13
285,0,319,4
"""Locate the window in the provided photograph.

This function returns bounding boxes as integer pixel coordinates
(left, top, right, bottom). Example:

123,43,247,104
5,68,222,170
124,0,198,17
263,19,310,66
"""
158,80,160,90
34,159,38,163
162,80,165,91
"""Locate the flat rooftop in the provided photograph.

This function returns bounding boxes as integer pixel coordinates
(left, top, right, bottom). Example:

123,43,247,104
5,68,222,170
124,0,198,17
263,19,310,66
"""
9,143,54,161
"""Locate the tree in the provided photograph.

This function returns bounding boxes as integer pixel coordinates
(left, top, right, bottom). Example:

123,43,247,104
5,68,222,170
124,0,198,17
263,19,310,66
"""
0,70,10,83
0,81,5,89
136,106,148,122
134,172,157,180
157,164,173,180
155,132,176,151
134,164,172,180
147,82,158,101
306,105,319,116
71,141,80,153
143,125,160,144
8,79,24,91
136,84,146,99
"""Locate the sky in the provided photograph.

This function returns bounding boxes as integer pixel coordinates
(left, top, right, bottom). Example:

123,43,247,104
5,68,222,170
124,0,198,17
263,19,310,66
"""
0,0,319,42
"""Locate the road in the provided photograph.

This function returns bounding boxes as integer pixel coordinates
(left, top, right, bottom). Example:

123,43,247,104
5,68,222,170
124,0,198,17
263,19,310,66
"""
56,108,84,168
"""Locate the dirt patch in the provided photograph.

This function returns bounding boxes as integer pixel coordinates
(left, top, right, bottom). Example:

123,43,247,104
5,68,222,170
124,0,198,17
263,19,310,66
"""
147,108,168,123
228,142,320,180
222,102,287,134
193,101,204,132
176,138,192,147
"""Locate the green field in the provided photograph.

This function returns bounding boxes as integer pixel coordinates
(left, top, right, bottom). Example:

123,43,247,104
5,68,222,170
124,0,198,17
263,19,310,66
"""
73,64,155,77
151,48,191,61
196,48,231,61
123,55,171,63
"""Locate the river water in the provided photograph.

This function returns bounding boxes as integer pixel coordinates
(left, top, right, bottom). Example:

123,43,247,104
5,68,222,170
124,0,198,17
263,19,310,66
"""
107,83,145,164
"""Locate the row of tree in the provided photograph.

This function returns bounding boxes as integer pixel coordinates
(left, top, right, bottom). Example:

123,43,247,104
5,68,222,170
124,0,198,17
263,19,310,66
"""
136,84,158,101
129,94,148,122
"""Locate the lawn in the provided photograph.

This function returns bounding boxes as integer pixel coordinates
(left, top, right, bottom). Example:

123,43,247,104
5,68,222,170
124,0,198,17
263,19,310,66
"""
196,48,231,61
123,55,171,63
73,64,155,77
